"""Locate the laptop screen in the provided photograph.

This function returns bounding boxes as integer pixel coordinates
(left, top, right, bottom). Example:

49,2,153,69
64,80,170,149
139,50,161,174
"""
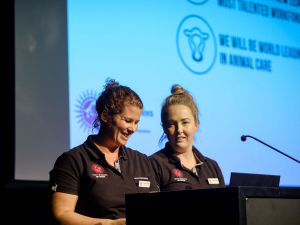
229,172,280,187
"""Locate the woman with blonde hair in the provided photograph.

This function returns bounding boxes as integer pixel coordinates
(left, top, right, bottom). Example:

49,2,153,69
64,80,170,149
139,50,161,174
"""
150,84,225,191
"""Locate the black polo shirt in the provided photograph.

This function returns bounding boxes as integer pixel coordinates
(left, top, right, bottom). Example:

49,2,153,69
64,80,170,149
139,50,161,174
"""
49,135,157,219
149,142,225,191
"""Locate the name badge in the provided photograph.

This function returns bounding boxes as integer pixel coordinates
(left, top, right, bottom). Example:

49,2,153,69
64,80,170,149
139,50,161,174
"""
139,180,150,188
208,178,219,184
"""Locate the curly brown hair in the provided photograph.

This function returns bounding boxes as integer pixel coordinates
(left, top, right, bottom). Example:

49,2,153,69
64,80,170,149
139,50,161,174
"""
93,78,143,130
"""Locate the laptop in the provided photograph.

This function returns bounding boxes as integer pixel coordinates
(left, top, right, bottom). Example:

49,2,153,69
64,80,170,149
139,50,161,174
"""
229,172,280,187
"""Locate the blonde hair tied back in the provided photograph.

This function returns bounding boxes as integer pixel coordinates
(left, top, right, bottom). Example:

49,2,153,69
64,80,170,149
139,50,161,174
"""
171,84,184,94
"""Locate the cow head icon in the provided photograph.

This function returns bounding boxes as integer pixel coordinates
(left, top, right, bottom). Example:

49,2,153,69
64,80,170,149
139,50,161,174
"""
184,27,209,62
176,15,216,75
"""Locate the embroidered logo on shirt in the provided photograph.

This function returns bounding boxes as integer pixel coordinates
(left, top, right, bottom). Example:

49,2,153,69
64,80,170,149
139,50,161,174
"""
91,163,104,174
173,169,183,178
91,163,108,178
173,169,187,182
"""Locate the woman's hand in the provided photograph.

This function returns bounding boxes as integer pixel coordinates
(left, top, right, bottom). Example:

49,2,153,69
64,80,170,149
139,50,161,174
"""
110,218,126,225
52,192,126,225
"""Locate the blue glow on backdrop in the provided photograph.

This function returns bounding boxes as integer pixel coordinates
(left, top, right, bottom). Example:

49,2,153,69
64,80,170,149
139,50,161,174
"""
68,0,300,186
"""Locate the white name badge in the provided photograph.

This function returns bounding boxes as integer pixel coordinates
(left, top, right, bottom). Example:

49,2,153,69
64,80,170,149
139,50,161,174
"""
208,178,219,184
139,180,150,188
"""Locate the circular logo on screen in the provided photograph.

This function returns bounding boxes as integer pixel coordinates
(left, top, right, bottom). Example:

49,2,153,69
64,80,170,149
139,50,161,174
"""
91,163,104,174
173,169,183,178
76,90,98,133
187,0,209,5
176,15,217,75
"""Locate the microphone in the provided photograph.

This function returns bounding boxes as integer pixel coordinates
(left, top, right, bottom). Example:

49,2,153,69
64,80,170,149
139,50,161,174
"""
241,135,300,164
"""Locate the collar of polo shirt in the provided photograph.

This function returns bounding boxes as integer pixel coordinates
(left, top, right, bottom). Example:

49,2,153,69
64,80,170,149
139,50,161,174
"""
85,135,127,160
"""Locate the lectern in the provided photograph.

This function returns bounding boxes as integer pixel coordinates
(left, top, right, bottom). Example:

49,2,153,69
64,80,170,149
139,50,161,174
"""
126,187,300,225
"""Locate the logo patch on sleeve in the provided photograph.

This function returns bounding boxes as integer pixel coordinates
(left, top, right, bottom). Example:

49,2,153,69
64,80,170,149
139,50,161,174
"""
51,183,57,192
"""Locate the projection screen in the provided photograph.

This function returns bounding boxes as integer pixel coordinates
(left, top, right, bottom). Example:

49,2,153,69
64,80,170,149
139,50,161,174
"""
15,0,300,186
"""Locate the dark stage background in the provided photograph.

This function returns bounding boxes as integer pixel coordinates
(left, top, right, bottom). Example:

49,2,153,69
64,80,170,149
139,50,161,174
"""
3,0,300,224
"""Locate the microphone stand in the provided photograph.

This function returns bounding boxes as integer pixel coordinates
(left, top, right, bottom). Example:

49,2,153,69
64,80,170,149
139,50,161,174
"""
241,135,300,164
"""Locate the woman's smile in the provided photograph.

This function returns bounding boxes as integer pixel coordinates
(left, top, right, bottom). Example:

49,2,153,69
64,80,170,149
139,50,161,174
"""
106,104,142,147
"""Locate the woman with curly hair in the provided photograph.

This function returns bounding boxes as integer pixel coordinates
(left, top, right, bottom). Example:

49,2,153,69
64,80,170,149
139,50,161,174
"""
49,79,157,225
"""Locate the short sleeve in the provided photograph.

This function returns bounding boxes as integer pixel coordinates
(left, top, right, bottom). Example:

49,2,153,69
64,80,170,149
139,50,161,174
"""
49,152,82,195
144,156,159,192
149,156,162,190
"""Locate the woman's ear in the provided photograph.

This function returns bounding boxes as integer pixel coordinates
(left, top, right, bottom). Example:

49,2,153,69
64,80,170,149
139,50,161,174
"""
195,121,199,132
101,110,109,123
161,123,166,134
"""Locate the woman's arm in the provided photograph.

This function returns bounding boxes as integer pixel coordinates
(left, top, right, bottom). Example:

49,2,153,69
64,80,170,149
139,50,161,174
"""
51,192,126,225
